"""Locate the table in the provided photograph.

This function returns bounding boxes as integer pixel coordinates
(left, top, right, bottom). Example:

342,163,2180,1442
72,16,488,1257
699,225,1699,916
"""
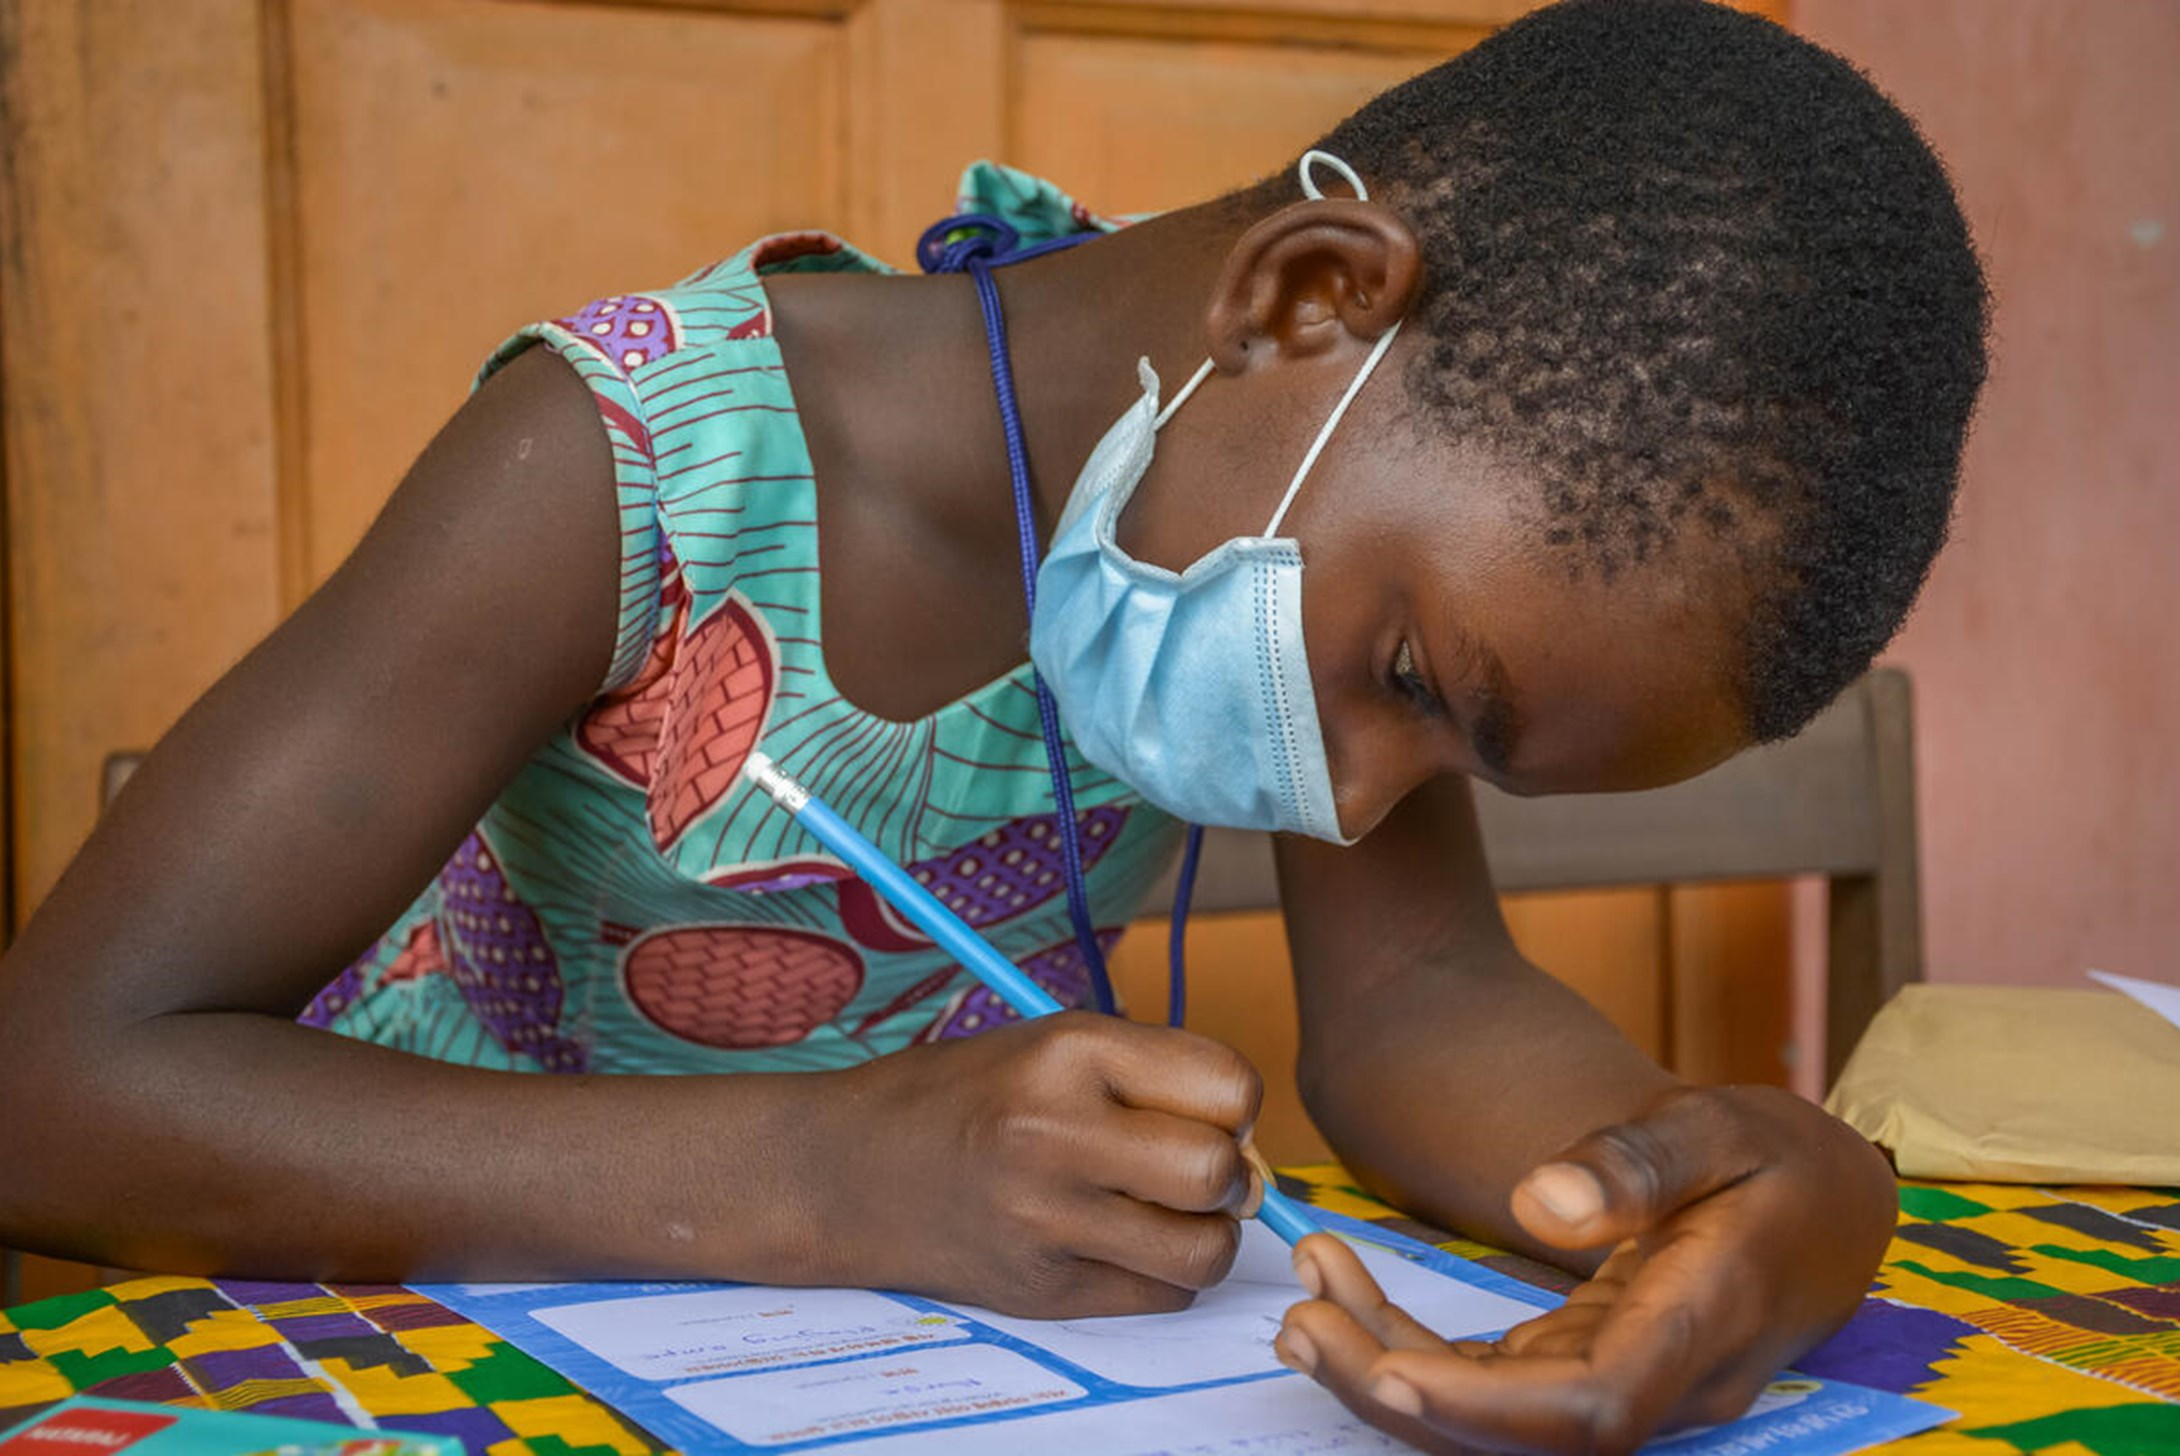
3,1171,2175,1455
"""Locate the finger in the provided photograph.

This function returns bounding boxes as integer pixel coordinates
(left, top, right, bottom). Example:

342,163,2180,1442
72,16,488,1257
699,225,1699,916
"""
1580,1240,1769,1407
1484,1248,1638,1358
1087,1106,1254,1214
1281,1296,1388,1375
1079,1020,1262,1133
1367,1345,1671,1456
1278,1300,1470,1456
1511,1090,1764,1252
1239,1136,1273,1219
1291,1233,1453,1355
1540,1242,1643,1320
998,1257,1199,1320
1371,1229,1766,1452
1069,1190,1243,1293
1494,1301,1610,1359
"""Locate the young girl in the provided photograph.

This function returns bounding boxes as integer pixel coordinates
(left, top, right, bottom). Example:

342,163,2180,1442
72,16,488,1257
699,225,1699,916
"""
0,1,1985,1451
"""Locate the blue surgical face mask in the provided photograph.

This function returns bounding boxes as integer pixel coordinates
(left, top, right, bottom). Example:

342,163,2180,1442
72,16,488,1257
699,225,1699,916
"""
1028,154,1401,843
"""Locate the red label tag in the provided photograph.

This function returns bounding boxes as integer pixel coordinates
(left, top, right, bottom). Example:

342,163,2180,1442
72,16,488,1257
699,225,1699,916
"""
0,1408,177,1456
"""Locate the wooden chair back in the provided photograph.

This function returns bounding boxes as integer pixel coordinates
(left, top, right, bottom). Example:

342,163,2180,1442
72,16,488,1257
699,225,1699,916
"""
1147,668,1923,1085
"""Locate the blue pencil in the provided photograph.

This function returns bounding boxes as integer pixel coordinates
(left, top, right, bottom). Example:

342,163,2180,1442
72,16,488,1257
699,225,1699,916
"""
742,751,1322,1248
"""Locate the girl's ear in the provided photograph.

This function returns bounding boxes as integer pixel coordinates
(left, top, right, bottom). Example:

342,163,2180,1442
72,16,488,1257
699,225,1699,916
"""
1204,199,1423,373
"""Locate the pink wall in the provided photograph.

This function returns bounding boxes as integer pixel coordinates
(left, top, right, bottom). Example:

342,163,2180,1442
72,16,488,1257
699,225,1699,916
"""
1793,2,2180,988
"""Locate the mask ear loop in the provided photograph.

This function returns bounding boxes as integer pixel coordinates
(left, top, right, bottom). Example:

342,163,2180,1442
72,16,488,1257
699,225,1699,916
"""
1297,148,1368,202
1261,320,1400,538
1156,360,1216,431
1154,150,1369,435
1260,147,1401,538
1156,145,1376,440
1156,147,1401,539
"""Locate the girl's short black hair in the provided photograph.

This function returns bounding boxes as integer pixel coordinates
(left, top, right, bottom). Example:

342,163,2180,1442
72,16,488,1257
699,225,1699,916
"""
1307,0,1988,741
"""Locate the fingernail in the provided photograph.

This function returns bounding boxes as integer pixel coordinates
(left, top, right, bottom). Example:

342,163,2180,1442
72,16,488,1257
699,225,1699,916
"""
1525,1163,1605,1226
1240,1141,1273,1219
1291,1247,1323,1298
1371,1374,1423,1417
1276,1329,1317,1374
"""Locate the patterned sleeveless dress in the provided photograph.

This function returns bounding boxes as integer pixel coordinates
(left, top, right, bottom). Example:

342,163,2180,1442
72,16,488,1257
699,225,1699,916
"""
302,164,1183,1074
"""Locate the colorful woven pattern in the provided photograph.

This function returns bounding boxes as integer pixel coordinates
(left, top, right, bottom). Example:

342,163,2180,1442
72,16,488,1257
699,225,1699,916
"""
3,1176,2175,1455
1276,1172,2180,1456
0,1278,661,1456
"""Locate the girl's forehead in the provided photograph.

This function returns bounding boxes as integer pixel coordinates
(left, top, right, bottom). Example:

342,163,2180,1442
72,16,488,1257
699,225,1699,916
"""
1325,444,1752,793
1462,547,1752,794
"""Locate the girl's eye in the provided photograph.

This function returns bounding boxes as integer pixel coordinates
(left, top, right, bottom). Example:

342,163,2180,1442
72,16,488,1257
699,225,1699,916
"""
1391,639,1445,717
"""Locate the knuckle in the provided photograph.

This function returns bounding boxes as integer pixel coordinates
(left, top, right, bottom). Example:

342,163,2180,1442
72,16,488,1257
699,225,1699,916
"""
989,1190,1063,1263
1202,1042,1264,1122
1177,1138,1245,1210
1159,1215,1241,1291
1116,1269,1198,1315
1586,1119,1676,1212
1059,1268,1192,1319
1009,1249,1084,1312
1142,1280,1197,1314
1024,1012,1089,1062
1190,1217,1244,1287
1048,1015,1132,1083
987,1105,1060,1163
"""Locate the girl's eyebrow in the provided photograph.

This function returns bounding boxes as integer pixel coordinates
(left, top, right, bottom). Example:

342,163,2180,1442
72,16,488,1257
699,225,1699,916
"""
1452,630,1522,777
1471,676,1521,778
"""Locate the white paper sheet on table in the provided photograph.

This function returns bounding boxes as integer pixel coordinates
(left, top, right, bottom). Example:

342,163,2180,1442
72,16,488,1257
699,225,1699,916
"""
2088,968,2180,1033
416,1211,1949,1455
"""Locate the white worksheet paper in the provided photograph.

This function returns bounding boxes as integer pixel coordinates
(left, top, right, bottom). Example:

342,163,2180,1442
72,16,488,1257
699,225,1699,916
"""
416,1209,1948,1455
2088,968,2180,1033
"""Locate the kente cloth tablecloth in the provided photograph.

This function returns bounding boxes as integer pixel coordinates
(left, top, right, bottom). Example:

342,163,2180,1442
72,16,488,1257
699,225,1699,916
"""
2,1172,2175,1455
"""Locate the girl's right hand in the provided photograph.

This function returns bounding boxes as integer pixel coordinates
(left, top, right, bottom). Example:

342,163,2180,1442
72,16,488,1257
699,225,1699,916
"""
809,1011,1265,1317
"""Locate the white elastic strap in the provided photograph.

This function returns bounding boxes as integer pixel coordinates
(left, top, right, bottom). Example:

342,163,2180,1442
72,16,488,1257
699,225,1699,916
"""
1261,318,1401,539
1162,149,1380,504
1298,149,1369,203
1155,358,1217,431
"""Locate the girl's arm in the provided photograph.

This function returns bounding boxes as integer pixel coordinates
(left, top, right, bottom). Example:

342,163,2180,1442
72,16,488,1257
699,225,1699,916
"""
1275,775,1894,1450
0,349,1258,1309
1283,773,1682,1260
0,347,806,1279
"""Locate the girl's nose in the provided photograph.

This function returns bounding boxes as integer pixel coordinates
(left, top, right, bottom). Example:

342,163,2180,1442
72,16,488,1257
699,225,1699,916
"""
1327,719,1438,844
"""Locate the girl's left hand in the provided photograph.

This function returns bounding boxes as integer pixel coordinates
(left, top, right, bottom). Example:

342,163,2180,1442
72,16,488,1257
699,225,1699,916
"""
1273,1086,1897,1455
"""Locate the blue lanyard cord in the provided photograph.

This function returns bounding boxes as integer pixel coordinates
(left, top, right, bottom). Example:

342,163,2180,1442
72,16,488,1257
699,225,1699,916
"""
917,212,1105,276
932,216,1194,1030
962,257,1118,1017
1168,824,1204,1027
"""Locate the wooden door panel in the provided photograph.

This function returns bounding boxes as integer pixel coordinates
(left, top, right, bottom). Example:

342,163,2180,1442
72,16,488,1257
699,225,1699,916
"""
1011,19,1481,215
288,0,855,586
0,0,284,914
1049,0,1534,20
